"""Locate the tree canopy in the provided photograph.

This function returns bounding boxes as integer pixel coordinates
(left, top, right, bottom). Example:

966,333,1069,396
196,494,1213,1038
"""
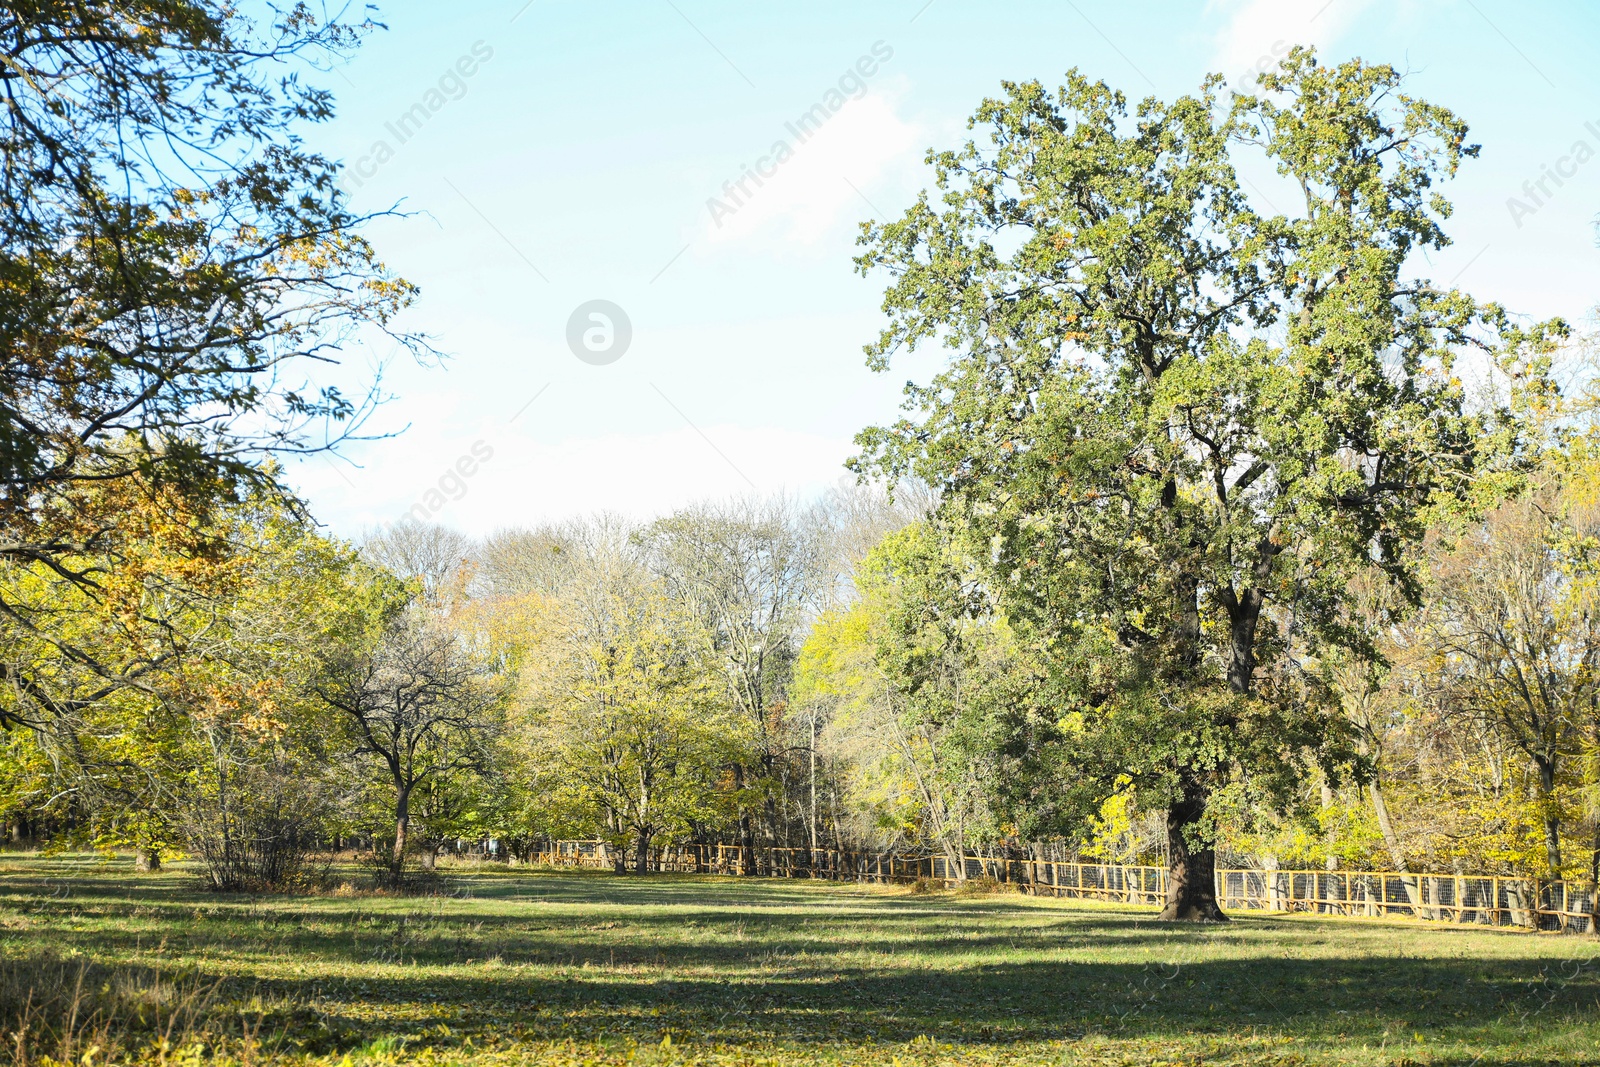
850,50,1566,918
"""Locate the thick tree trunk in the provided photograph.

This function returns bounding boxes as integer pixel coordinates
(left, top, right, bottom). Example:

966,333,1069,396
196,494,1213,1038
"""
733,764,755,876
1224,588,1264,697
1320,780,1339,873
635,828,650,874
1369,779,1402,864
1544,815,1563,878
135,847,161,873
392,786,412,879
1159,782,1227,922
1164,579,1266,924
1589,825,1599,938
1537,759,1562,877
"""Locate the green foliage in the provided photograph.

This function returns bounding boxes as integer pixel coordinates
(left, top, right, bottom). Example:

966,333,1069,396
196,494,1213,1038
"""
511,568,743,859
798,523,1018,851
847,52,1567,892
0,475,411,886
0,2,422,553
0,3,424,874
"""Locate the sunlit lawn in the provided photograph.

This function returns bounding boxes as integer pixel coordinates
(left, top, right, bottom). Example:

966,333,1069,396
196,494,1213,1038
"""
1,854,1596,1065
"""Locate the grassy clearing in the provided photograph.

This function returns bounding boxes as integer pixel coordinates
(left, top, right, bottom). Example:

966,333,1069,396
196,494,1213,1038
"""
0,855,1596,1066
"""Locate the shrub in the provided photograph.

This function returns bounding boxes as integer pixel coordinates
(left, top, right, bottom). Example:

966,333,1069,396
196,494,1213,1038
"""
182,760,337,892
954,875,1009,896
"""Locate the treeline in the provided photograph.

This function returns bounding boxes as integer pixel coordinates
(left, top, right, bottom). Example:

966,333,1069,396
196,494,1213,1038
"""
8,438,1600,895
807,454,1600,887
0,485,931,885
355,489,932,876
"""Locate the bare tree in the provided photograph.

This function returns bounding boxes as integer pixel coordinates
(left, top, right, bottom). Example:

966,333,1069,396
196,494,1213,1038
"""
362,524,474,606
1429,491,1600,878
812,479,935,610
640,497,824,872
476,525,579,599
315,608,502,881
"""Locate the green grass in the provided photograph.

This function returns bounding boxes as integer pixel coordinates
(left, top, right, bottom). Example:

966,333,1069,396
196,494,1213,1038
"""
1,854,1597,1066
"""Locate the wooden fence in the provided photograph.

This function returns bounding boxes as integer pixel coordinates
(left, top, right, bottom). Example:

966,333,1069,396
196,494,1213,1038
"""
531,841,1597,934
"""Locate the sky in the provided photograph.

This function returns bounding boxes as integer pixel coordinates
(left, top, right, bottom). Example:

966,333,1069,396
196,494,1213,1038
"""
285,0,1600,539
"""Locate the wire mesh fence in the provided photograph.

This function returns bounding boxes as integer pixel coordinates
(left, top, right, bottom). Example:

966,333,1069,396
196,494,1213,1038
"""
1217,869,1594,932
533,841,1596,934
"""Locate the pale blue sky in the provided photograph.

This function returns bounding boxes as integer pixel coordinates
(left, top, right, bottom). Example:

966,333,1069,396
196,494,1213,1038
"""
288,0,1600,537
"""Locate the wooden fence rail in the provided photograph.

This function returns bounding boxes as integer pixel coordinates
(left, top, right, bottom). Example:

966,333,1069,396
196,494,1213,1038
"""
528,841,1596,934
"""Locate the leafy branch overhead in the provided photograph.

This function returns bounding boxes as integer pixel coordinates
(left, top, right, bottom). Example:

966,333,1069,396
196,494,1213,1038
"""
0,1,432,733
0,1,430,565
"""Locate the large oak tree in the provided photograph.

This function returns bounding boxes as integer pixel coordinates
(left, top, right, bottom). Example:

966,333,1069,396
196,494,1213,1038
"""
852,51,1560,919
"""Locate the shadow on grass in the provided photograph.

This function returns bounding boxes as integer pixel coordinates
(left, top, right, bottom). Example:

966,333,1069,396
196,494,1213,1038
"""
2,859,1595,1059
59,947,1593,1054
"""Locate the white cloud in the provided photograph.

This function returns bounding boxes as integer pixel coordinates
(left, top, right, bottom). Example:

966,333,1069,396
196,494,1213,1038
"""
293,423,856,537
1208,0,1378,92
700,81,921,246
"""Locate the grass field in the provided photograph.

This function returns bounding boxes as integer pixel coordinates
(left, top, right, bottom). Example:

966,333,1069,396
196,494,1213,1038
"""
1,856,1597,1066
